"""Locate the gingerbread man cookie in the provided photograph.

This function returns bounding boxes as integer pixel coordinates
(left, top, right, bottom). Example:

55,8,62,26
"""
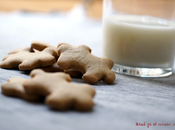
57,43,116,84
1,77,40,101
0,47,57,70
23,69,96,111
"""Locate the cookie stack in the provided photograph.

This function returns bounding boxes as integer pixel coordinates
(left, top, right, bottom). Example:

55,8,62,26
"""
0,41,116,111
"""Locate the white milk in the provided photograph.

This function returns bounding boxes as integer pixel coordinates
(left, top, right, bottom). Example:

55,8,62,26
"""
103,15,175,68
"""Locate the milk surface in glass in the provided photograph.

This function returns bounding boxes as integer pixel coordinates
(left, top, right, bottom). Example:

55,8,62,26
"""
103,15,175,68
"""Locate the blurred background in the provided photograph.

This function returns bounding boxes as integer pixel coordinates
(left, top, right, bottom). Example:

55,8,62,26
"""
0,0,103,57
0,0,103,19
1,0,175,21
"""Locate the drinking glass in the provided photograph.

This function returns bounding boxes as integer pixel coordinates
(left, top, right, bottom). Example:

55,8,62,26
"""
103,0,175,77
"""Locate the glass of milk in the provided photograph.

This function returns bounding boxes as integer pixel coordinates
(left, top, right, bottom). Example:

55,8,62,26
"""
103,0,175,77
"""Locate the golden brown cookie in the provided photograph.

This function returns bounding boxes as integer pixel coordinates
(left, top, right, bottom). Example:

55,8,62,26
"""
1,77,40,101
0,47,57,70
57,43,116,84
23,69,96,111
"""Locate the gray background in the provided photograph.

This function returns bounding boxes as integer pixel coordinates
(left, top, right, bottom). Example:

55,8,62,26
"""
0,11,175,130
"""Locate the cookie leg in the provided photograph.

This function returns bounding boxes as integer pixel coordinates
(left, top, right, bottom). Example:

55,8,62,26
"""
74,94,95,111
82,72,100,84
103,71,116,84
46,92,73,110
